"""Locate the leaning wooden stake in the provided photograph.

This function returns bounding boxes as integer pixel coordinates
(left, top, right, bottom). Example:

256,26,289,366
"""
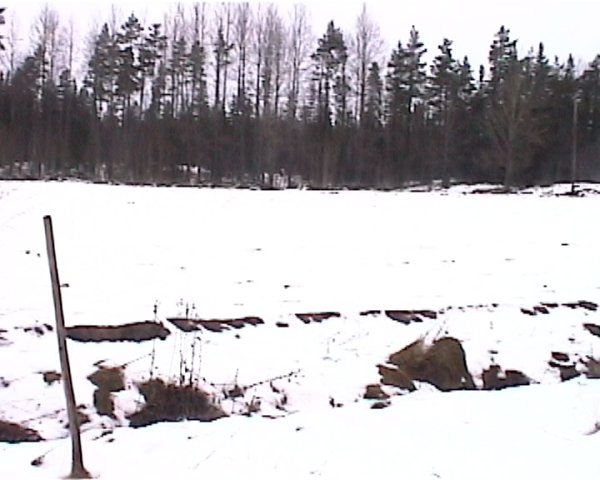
43,216,91,479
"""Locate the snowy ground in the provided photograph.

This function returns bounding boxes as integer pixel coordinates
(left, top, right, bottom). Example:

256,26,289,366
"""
1,181,600,479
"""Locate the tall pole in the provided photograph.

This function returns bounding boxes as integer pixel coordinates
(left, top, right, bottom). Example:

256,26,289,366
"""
43,216,91,479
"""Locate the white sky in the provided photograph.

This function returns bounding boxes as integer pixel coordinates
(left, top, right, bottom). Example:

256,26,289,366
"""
2,0,599,73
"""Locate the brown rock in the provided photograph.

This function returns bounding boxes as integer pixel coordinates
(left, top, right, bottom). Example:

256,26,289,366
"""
533,306,550,315
94,389,115,417
371,401,391,410
482,366,530,390
360,310,381,317
387,337,476,391
584,357,600,379
88,367,125,392
584,323,600,338
295,312,341,324
377,364,416,391
0,420,43,443
42,371,61,385
363,384,390,400
579,301,598,311
551,352,570,363
385,310,422,324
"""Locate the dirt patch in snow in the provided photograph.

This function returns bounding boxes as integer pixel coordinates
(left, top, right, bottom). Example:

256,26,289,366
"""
128,379,227,428
0,420,43,443
584,323,600,338
385,310,438,324
66,322,170,342
521,300,597,316
167,316,264,333
295,312,341,324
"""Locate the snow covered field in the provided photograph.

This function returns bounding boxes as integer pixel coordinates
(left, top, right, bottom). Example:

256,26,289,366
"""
1,181,600,479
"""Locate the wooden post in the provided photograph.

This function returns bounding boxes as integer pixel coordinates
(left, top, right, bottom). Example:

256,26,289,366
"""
43,216,91,479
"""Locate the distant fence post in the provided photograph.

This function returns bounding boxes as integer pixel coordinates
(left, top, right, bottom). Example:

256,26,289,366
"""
43,216,91,479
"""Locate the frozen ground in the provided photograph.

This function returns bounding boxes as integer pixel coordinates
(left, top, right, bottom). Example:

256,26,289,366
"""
1,181,600,479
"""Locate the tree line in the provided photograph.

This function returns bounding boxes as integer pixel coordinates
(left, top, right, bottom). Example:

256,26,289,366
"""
1,3,599,188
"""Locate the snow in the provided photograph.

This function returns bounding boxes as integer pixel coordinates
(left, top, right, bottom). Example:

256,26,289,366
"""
1,180,600,478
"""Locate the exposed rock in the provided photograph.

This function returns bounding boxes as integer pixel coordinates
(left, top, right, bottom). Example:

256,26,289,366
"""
386,337,476,391
385,309,438,324
583,357,600,379
93,389,115,417
42,371,61,385
548,360,580,382
295,312,341,324
371,401,391,410
583,323,600,338
541,302,559,309
67,322,170,342
579,301,598,311
551,352,570,363
360,310,381,317
363,384,390,400
0,420,43,443
564,301,598,311
87,367,125,392
167,317,264,333
377,364,416,391
385,311,422,324
482,366,530,390
533,305,550,315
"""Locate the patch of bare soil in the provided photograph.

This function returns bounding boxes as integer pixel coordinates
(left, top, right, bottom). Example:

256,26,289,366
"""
521,300,598,316
128,379,227,428
482,366,530,390
167,316,264,333
360,310,381,317
385,337,476,392
0,420,43,443
565,301,598,311
66,322,170,342
21,323,54,336
385,309,438,324
295,312,341,324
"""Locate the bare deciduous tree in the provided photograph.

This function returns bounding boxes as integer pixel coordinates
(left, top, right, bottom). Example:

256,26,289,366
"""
286,4,310,119
234,2,251,110
31,4,60,84
353,4,382,123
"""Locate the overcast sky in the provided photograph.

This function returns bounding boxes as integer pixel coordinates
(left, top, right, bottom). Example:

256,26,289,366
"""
2,0,599,72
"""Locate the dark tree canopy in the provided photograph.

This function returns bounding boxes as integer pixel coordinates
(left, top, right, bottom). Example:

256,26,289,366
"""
0,5,598,188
